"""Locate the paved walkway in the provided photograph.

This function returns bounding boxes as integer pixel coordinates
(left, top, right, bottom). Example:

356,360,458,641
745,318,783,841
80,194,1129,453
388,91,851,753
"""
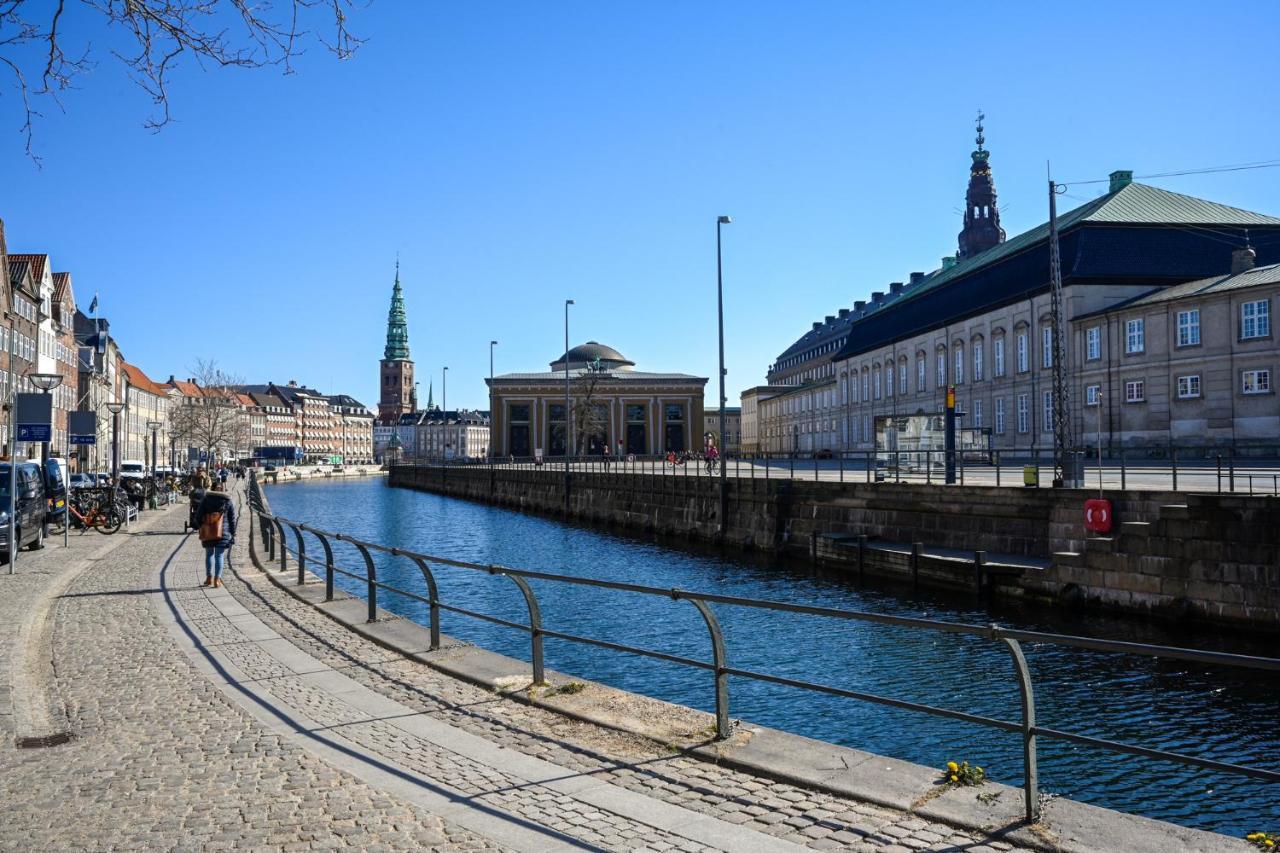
0,490,1037,852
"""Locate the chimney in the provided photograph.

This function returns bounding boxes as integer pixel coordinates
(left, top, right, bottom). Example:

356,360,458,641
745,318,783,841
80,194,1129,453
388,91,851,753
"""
838,308,850,318
854,300,866,311
812,322,822,331
288,380,298,387
824,315,835,324
941,256,957,270
1109,170,1133,193
1231,245,1257,274
889,281,903,295
871,291,885,303
909,271,925,285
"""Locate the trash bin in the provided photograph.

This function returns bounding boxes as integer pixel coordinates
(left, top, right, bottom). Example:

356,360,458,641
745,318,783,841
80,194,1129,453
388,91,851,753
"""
1023,466,1039,488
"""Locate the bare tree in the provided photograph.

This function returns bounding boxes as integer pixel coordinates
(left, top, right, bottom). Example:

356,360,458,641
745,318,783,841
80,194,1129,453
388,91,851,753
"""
168,358,248,465
2,0,363,159
571,364,610,456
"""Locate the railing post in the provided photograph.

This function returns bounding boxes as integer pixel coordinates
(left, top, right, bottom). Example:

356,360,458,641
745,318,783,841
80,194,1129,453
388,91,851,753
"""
1216,454,1223,493
248,509,263,570
273,518,288,572
312,528,335,601
998,630,1040,824
995,450,1001,488
857,534,867,583
266,516,276,561
289,523,307,586
350,539,378,623
974,550,986,596
1171,444,1178,492
676,590,730,741
1228,447,1235,492
1120,448,1127,491
409,555,442,650
911,541,921,592
494,568,544,685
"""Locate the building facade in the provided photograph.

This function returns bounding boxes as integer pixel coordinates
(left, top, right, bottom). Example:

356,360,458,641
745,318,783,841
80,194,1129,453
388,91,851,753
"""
487,342,707,458
702,407,742,454
378,263,416,425
413,410,491,461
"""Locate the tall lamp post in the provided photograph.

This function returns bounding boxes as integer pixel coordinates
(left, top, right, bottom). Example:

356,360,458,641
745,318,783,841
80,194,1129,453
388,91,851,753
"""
442,366,448,462
28,373,64,465
489,340,498,459
564,300,574,512
715,215,731,534
106,401,125,483
147,420,162,475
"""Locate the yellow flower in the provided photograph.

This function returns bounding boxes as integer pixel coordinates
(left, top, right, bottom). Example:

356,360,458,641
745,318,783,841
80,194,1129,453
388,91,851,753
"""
947,761,959,773
976,767,984,774
949,774,959,782
1264,840,1274,848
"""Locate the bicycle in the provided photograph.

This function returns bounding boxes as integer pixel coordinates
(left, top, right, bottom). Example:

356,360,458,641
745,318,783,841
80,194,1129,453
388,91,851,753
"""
66,491,123,534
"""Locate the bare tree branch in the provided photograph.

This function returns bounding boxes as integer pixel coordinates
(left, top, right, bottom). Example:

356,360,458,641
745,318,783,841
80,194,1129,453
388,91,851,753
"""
2,0,365,157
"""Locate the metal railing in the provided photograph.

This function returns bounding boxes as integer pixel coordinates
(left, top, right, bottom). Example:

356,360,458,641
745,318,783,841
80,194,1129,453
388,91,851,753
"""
399,445,1280,493
245,483,1279,824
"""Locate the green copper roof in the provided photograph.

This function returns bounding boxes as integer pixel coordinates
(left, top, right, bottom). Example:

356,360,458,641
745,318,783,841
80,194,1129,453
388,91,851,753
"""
384,264,411,361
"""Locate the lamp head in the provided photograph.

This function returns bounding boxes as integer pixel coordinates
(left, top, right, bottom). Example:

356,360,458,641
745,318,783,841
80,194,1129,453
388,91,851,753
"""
106,401,125,414
566,299,575,306
28,372,63,391
718,215,732,225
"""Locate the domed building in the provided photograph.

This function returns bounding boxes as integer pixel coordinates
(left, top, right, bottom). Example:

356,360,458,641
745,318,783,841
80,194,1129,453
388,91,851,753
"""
487,342,707,458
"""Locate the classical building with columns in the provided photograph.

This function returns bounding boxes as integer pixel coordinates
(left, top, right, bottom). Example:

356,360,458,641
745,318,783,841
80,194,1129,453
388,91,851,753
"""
487,342,707,458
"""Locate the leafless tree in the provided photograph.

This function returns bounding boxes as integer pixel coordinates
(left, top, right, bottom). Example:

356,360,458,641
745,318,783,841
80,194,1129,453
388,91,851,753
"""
167,358,248,464
571,365,610,456
2,0,363,159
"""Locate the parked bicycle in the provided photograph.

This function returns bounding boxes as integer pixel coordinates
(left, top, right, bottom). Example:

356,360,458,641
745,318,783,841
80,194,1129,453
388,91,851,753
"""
64,488,124,534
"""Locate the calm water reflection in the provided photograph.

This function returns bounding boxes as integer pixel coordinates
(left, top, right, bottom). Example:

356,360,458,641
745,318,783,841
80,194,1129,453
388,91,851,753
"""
265,478,1277,836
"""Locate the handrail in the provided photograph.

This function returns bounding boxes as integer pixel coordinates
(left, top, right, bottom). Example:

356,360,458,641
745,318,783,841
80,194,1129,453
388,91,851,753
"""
247,499,1280,824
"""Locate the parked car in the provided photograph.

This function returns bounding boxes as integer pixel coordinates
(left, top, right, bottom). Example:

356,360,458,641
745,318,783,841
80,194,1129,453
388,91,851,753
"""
0,461,49,555
69,473,96,490
119,459,147,480
43,459,68,527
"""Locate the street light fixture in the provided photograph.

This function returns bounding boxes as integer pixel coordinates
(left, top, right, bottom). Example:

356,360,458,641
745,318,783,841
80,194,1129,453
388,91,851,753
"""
147,420,163,477
106,400,125,483
715,215,731,534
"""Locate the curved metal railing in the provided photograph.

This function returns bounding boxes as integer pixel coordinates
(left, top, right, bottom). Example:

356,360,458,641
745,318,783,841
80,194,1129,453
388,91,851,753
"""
243,480,1279,824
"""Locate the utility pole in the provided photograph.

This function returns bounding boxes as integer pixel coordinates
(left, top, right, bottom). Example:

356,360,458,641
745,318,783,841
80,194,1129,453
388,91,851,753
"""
1047,173,1077,487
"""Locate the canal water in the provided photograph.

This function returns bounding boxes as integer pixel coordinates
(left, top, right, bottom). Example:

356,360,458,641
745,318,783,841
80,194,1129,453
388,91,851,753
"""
264,478,1277,836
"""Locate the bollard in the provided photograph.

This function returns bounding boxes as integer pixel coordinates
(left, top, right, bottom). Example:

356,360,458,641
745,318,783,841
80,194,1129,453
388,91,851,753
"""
911,542,921,592
974,550,986,596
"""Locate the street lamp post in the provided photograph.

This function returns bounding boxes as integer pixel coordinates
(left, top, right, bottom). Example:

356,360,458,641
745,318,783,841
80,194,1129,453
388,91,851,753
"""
564,299,574,512
715,215,731,535
28,373,64,466
442,366,448,462
489,340,498,459
106,401,125,483
147,419,162,474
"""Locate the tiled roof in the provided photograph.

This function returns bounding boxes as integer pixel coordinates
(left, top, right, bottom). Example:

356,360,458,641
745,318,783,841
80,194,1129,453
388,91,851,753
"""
1078,262,1280,317
8,259,30,286
489,370,706,383
8,253,48,283
122,362,169,396
167,378,204,397
52,271,70,301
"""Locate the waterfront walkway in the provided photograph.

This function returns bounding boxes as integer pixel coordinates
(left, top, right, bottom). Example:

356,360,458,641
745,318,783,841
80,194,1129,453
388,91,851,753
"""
0,489,1243,852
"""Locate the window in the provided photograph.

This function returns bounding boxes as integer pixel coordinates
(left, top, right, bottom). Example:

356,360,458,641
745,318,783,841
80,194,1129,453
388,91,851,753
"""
917,357,926,392
1125,318,1144,353
937,350,946,386
1242,369,1271,395
995,398,1005,434
1125,380,1145,403
861,373,868,401
973,342,984,382
1016,333,1028,373
899,363,907,395
1177,310,1201,347
1042,327,1053,368
973,399,983,428
873,369,881,399
954,345,964,384
862,414,870,442
1242,300,1271,339
1086,326,1101,360
1016,394,1028,433
1043,391,1053,433
994,338,1005,377
886,364,894,397
1085,384,1100,405
1177,375,1201,399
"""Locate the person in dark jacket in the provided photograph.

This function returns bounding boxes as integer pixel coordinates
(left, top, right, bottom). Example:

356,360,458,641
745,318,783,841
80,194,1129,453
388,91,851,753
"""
196,488,237,588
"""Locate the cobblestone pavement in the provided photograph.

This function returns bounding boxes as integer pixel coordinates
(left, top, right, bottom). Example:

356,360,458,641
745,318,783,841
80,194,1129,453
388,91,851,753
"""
222,503,1036,852
0,507,502,852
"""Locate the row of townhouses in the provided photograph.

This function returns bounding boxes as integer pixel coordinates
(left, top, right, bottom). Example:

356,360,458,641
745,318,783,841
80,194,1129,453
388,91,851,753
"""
742,126,1280,457
1,217,374,471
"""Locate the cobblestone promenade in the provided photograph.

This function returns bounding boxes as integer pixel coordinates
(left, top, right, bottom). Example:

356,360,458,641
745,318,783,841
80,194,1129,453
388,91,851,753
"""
0,492,1038,852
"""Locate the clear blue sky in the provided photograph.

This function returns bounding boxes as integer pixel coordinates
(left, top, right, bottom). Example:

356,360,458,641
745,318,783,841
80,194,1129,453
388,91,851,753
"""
5,1,1279,411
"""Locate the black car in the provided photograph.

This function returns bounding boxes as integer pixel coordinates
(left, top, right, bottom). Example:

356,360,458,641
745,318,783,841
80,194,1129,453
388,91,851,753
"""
0,462,49,555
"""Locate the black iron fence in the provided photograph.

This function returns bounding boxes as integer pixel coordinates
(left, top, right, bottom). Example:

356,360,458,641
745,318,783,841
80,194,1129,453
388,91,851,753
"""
398,445,1280,493
246,480,1279,824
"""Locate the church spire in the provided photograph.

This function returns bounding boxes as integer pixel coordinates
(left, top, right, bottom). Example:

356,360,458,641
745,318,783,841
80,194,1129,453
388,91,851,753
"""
384,259,411,360
956,110,1006,260
426,380,434,410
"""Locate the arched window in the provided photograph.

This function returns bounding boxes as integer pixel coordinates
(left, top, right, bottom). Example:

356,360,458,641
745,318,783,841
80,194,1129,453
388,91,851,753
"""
954,341,965,384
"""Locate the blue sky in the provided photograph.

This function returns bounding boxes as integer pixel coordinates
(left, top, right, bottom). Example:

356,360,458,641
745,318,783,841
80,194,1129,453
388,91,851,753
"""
4,1,1279,410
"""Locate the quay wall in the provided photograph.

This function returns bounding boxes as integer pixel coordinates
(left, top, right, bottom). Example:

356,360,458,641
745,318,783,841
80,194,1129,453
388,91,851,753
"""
387,465,1280,632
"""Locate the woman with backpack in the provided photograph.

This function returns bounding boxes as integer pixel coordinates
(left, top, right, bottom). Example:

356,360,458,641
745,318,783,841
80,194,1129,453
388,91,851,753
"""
196,486,237,588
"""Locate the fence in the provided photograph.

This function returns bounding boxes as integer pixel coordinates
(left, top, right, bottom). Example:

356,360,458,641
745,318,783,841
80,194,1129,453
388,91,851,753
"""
245,478,1279,824
401,445,1280,493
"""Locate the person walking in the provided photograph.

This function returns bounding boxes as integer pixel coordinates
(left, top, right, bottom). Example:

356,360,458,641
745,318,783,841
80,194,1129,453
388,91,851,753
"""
602,443,612,470
196,484,237,588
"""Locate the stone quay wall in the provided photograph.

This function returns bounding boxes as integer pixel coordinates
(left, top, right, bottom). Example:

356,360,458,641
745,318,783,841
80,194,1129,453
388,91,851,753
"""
388,465,1280,632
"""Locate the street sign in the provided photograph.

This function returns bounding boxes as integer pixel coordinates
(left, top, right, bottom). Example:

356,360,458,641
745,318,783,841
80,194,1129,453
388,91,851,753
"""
70,435,96,445
17,424,51,442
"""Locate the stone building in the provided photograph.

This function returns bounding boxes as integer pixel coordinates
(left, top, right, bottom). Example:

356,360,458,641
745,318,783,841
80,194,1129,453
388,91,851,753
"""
739,386,789,453
487,342,707,458
702,407,742,454
327,394,375,463
121,362,171,468
412,409,490,461
51,272,78,463
6,256,43,459
1074,255,1278,450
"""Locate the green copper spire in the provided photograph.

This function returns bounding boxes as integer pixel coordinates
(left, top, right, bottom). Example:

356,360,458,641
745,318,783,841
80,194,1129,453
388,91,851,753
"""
384,259,411,361
426,380,434,410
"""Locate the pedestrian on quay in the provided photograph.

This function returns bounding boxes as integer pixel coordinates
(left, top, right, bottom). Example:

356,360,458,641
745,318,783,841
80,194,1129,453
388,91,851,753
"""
602,443,612,470
196,483,237,588
189,466,212,491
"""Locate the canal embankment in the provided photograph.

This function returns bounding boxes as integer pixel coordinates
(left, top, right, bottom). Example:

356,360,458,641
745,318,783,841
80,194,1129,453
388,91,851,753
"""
248,477,1259,853
389,464,1280,632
